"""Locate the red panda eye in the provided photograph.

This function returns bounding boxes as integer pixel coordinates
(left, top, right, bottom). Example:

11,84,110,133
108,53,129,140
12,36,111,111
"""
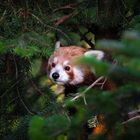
52,63,56,67
64,66,71,71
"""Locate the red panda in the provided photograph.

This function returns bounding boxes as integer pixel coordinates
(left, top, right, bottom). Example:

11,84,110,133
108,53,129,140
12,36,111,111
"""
47,42,114,92
47,42,115,138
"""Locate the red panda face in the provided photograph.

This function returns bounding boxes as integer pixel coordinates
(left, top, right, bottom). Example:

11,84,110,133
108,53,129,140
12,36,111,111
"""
47,46,86,85
47,46,104,86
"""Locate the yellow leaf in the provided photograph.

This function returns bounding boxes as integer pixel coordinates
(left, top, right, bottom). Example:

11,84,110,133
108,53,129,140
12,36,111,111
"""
50,85,65,95
41,79,53,87
56,94,65,103
82,41,91,49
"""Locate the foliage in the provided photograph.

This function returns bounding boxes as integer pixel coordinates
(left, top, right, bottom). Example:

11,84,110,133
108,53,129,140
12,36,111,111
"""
0,0,140,140
28,115,70,140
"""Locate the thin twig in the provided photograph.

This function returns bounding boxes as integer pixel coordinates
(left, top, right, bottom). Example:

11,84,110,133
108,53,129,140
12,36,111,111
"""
16,87,34,115
29,12,44,25
29,12,71,41
83,95,87,105
83,76,104,93
0,78,21,98
54,13,73,26
101,77,107,89
0,10,6,23
122,116,140,125
128,109,140,118
53,3,76,12
47,0,53,10
7,96,19,106
29,79,45,96
71,76,105,102
13,56,34,115
46,25,71,42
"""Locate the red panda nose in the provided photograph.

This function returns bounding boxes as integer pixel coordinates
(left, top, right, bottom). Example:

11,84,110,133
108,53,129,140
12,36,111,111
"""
52,72,59,80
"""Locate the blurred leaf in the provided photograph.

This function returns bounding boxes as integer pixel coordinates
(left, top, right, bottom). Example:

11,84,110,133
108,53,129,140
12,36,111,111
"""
31,59,42,76
68,32,81,43
56,135,67,140
126,10,134,17
124,58,140,72
122,31,140,47
13,45,40,58
79,26,88,34
86,32,95,44
96,38,140,58
109,65,140,83
77,56,109,76
43,114,70,137
96,39,124,53
29,116,50,140
0,41,6,54
128,15,140,33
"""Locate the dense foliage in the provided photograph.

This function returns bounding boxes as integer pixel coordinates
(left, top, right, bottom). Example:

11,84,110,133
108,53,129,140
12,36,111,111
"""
0,0,140,140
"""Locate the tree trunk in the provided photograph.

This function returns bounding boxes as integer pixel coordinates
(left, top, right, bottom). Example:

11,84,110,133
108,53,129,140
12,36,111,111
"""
92,0,125,40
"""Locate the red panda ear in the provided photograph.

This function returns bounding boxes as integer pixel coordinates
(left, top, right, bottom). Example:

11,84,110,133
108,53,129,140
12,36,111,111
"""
84,50,105,60
55,41,61,50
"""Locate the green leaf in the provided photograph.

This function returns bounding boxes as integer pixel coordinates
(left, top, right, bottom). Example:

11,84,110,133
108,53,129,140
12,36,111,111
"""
122,31,140,47
13,45,40,58
56,135,67,140
128,15,140,33
29,116,51,140
0,41,6,54
77,56,109,76
44,114,70,137
96,38,140,58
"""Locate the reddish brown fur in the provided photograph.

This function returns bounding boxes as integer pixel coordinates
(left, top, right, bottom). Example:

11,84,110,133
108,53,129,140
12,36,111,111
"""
47,64,51,72
48,46,86,64
67,70,74,81
54,46,86,57
48,46,115,90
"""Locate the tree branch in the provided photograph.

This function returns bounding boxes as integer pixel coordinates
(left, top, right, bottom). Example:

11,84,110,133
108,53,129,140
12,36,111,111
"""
70,76,105,103
53,3,77,12
54,13,73,26
122,116,140,125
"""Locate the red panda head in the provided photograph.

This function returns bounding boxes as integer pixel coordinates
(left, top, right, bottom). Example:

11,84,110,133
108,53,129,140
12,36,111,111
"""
47,45,104,86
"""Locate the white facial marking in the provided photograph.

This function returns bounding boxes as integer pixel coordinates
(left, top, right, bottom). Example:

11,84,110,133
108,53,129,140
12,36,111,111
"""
53,57,58,63
63,60,69,66
84,50,104,60
49,64,69,85
70,67,84,85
